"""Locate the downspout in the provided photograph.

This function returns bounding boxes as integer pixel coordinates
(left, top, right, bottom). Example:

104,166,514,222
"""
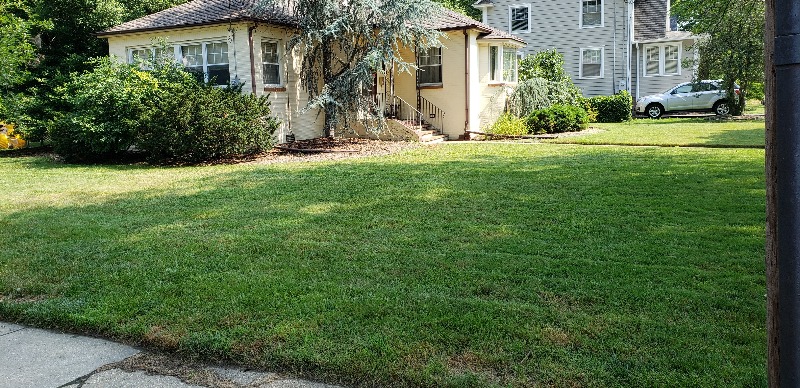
613,0,617,92
248,25,257,95
635,42,640,101
464,29,470,137
626,0,633,94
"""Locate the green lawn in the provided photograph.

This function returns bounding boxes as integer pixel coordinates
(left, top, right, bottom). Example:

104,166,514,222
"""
0,142,766,387
549,118,765,148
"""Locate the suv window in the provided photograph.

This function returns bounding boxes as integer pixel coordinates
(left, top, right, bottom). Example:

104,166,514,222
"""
673,84,693,94
692,83,718,92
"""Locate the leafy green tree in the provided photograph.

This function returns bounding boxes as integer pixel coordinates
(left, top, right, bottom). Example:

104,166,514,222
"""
0,0,48,89
257,0,443,136
518,48,571,84
672,0,764,115
435,0,479,19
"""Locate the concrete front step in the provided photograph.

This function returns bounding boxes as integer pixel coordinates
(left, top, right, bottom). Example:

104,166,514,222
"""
423,135,448,144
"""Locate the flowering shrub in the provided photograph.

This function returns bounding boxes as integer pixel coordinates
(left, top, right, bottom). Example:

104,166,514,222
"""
0,122,26,149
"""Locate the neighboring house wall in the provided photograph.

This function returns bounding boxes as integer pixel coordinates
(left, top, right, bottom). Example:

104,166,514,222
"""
483,0,630,96
480,0,696,98
106,23,325,142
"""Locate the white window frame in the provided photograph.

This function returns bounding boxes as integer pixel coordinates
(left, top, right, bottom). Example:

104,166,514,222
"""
579,0,604,28
488,45,519,84
176,39,231,85
127,46,178,69
508,4,531,34
501,48,518,82
579,47,604,79
261,40,283,87
642,42,683,77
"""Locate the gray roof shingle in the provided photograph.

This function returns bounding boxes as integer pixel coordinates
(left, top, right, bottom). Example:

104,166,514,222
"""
100,0,524,44
100,0,294,36
634,0,668,41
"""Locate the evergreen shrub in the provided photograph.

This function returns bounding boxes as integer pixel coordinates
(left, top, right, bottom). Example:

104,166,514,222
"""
526,105,589,134
52,58,279,163
586,91,633,123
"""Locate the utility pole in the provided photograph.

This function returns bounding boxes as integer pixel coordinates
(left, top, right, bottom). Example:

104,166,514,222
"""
768,0,800,385
764,0,777,383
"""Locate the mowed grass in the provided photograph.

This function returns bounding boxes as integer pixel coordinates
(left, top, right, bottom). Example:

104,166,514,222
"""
549,118,765,148
0,143,765,387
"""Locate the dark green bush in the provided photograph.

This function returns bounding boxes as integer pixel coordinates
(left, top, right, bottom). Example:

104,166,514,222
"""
586,91,632,123
52,58,279,163
526,104,589,134
51,59,154,162
139,83,278,163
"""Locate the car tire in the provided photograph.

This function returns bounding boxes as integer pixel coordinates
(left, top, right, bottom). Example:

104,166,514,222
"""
646,103,664,119
713,100,730,116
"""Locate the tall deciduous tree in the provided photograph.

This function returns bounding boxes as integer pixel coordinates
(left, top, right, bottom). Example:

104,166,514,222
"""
0,0,48,89
257,0,443,136
672,0,764,115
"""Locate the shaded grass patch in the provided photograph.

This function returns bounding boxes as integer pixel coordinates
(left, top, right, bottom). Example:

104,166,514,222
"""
0,143,766,387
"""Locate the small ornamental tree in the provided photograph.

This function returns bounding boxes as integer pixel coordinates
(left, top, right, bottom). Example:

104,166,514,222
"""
673,0,764,115
256,0,444,136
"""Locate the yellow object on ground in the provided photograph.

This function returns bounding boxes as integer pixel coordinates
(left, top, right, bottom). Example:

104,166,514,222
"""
0,122,25,149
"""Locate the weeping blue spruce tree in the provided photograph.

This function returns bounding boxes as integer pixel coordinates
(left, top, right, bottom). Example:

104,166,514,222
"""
257,0,444,136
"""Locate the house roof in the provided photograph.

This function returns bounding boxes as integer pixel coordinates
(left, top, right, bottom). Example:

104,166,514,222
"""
472,0,495,7
636,30,696,43
100,0,291,36
634,0,669,41
419,9,525,43
99,0,524,44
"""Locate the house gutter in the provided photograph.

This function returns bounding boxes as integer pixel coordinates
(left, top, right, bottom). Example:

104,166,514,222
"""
248,25,258,95
464,29,470,137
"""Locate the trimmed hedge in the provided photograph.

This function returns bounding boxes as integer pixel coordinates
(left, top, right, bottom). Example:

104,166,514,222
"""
586,91,633,123
526,105,589,134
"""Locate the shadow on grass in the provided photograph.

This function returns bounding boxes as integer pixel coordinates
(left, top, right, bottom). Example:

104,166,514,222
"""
701,127,766,148
0,145,767,387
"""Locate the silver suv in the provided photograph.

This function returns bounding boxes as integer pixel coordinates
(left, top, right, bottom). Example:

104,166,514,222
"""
635,80,739,118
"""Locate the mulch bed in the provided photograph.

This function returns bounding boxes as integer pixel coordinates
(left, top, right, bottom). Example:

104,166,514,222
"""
245,137,422,165
0,138,423,166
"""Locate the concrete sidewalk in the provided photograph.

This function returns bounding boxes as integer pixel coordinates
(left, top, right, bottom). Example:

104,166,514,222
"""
0,322,340,388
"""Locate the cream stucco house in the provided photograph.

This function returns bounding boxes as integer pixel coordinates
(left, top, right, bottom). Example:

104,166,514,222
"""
99,0,525,142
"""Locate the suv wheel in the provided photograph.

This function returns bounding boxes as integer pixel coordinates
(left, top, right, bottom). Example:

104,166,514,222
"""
714,101,730,116
646,103,664,119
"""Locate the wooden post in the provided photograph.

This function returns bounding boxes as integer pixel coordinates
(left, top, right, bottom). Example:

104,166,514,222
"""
764,0,778,384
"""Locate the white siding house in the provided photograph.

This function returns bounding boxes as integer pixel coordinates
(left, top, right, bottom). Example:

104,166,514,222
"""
475,0,697,99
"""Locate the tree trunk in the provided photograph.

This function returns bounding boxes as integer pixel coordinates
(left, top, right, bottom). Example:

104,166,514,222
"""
764,0,778,384
322,42,334,137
